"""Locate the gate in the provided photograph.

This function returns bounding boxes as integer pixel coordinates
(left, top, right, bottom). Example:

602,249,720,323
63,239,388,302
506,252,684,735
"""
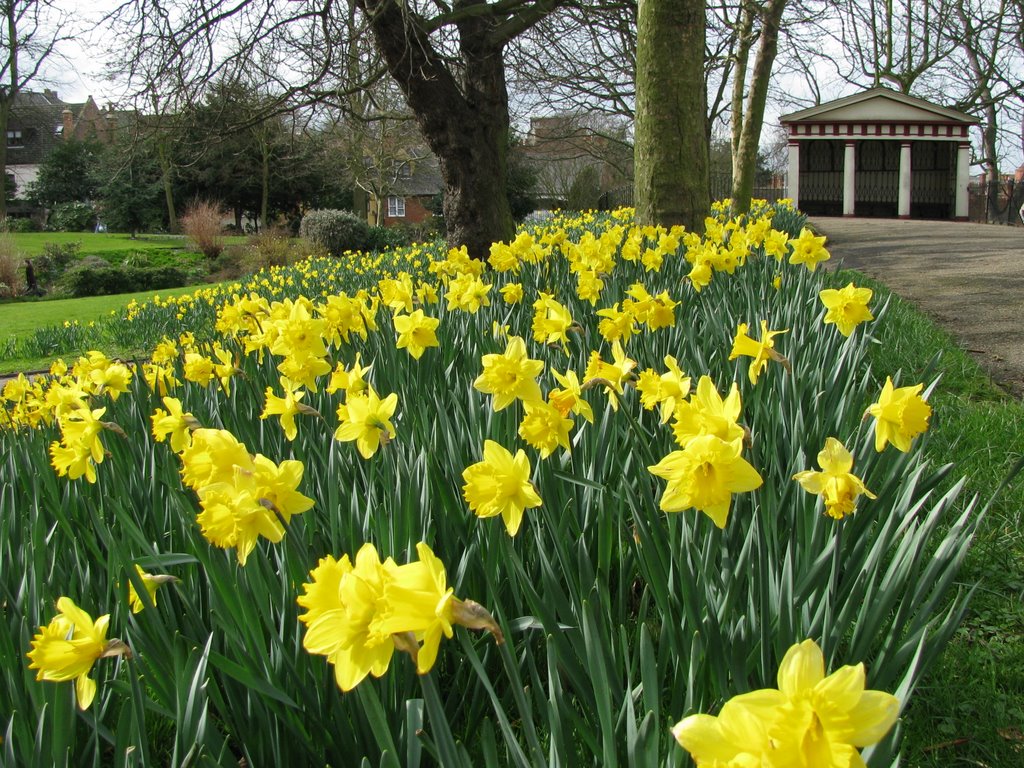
855,140,899,217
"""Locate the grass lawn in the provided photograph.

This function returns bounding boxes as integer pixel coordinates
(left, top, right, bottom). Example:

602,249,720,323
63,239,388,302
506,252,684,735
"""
835,269,1024,766
6,232,246,257
0,283,221,374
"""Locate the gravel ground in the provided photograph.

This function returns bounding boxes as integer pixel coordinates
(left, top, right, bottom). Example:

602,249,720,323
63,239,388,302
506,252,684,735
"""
813,216,1024,398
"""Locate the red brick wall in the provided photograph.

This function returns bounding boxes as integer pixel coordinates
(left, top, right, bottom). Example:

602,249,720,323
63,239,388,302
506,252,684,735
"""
382,195,433,226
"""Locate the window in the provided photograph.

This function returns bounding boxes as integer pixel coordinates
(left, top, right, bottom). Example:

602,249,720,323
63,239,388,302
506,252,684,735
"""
6,130,23,147
398,161,412,179
387,196,406,218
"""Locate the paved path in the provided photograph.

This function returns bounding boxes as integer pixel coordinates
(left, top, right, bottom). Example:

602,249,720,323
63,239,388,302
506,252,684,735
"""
812,217,1024,398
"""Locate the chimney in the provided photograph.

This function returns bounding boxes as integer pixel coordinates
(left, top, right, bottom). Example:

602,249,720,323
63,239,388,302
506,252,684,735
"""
62,109,74,140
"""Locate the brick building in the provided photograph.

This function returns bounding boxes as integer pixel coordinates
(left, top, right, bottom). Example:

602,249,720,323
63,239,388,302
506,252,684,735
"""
5,90,133,199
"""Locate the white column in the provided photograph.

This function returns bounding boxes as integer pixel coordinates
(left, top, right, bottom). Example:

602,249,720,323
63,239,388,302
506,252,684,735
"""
898,142,912,218
955,142,971,220
843,141,856,216
787,141,800,209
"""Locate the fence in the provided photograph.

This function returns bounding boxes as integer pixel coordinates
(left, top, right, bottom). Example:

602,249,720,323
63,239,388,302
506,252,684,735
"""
967,181,1024,225
598,174,788,212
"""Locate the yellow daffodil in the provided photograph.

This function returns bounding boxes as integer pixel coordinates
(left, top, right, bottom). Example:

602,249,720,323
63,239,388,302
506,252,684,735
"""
191,451,314,566
183,352,216,387
793,438,877,519
762,228,790,260
298,542,501,691
518,401,573,458
334,386,399,459
152,396,201,453
500,282,524,304
126,565,177,613
473,335,544,411
27,597,129,710
531,293,574,348
648,435,762,528
261,378,318,441
789,227,831,271
636,356,691,424
549,368,594,423
583,342,636,412
596,303,637,344
300,543,395,691
674,639,899,767
444,273,492,313
393,309,440,360
462,440,543,535
178,428,253,491
326,354,372,396
730,320,789,385
50,406,112,483
142,362,181,397
820,283,874,337
671,375,745,448
866,377,931,452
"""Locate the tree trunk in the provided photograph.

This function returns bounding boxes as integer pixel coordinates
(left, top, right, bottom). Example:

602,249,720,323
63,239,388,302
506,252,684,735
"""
730,2,756,179
0,102,9,221
260,141,270,233
157,140,177,232
358,0,514,257
731,0,787,215
634,0,709,231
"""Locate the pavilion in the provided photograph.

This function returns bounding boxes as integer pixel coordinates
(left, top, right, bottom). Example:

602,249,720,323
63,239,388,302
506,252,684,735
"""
781,87,979,220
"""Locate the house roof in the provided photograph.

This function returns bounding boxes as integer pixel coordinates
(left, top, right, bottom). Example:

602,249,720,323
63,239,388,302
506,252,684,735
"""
391,154,443,197
781,87,980,125
6,90,85,166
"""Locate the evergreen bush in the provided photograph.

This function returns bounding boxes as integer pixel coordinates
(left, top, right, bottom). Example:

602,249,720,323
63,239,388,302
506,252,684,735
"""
47,202,97,232
299,209,370,255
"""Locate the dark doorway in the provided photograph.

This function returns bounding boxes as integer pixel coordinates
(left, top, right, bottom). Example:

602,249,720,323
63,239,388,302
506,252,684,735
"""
855,140,900,217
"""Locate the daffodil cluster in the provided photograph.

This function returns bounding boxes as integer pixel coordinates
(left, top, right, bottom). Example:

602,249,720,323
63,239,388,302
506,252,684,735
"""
297,542,502,691
176,427,314,564
673,639,899,767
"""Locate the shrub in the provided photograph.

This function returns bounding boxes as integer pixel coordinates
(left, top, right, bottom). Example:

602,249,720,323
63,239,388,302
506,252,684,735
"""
241,229,327,273
33,241,82,288
181,200,227,260
0,233,25,297
61,264,188,297
3,216,37,232
299,209,370,255
47,202,97,232
366,224,415,253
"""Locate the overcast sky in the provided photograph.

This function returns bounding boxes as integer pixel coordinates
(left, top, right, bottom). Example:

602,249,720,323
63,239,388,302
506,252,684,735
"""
41,7,1022,173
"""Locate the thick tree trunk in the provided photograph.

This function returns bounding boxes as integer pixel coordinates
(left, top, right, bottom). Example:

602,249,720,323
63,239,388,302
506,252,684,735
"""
634,0,709,231
358,0,514,257
731,0,787,215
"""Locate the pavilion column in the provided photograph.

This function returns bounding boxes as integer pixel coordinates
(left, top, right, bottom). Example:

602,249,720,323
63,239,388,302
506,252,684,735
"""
787,141,800,209
898,141,912,219
955,142,971,221
843,141,856,216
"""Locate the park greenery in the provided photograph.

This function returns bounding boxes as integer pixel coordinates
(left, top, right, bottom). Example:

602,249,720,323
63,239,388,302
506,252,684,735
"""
1,203,1011,766
1,1,1023,766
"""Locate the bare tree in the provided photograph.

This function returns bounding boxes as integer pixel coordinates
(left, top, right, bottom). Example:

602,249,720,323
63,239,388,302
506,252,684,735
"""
110,0,591,256
730,0,788,213
0,0,74,219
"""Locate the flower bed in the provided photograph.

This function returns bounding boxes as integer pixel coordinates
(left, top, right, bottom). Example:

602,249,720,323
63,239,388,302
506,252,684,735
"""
0,204,975,766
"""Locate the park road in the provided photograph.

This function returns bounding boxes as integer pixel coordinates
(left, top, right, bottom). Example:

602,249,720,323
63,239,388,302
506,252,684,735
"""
811,216,1024,398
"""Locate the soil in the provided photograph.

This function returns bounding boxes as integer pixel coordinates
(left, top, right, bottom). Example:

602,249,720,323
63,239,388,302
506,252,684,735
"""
813,216,1024,398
